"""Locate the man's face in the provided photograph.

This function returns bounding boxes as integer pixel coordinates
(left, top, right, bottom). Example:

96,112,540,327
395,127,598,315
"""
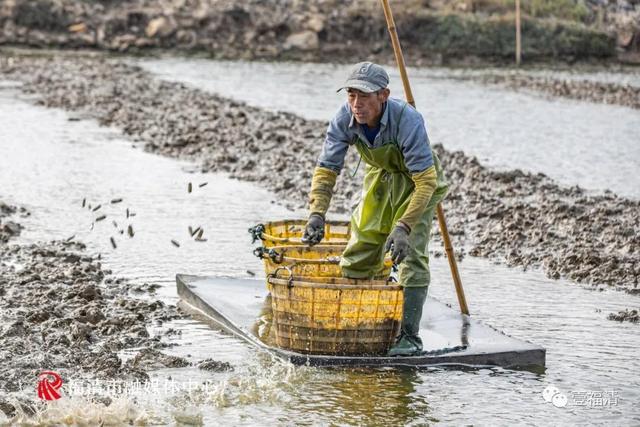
347,88,390,127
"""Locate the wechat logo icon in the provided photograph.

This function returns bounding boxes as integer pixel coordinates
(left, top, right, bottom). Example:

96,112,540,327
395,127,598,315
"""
542,385,568,408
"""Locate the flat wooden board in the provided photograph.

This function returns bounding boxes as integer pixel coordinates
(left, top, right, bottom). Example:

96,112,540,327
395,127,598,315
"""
176,274,545,369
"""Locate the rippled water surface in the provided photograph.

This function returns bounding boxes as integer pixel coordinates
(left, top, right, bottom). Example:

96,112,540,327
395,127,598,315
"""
1,66,640,425
137,58,640,199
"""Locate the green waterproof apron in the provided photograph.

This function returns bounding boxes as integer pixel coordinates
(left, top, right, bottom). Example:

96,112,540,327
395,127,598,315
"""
339,121,448,289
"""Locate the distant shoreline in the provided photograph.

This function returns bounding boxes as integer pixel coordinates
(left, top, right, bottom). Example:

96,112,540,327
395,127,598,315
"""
1,0,637,66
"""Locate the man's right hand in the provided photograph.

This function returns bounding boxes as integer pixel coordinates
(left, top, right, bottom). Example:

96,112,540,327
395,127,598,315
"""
384,223,411,264
301,213,325,246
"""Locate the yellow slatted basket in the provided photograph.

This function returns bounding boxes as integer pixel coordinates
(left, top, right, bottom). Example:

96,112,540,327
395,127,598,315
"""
267,269,403,355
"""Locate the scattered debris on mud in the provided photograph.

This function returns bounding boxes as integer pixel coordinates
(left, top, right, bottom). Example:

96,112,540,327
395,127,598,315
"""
608,309,639,324
197,359,234,372
0,54,638,292
0,201,28,242
127,348,191,370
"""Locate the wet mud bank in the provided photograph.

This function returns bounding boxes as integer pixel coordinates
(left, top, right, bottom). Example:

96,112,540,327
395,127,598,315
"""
0,199,203,416
0,54,638,295
468,72,640,111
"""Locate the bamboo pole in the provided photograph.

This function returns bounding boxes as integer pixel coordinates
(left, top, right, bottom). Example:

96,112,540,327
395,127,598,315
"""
515,0,522,66
380,0,470,316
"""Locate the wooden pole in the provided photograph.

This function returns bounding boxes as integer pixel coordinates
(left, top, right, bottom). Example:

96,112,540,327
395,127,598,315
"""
515,0,522,66
380,0,470,316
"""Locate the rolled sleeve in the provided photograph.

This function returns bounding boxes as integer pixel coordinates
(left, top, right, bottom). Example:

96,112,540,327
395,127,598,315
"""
318,104,352,173
397,109,434,174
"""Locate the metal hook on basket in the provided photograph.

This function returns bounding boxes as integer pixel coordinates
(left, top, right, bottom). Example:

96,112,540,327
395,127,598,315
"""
253,246,267,259
384,263,399,285
268,248,284,264
268,266,294,288
248,224,266,244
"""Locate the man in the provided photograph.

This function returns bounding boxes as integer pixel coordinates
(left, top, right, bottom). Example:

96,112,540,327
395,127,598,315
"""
302,61,448,357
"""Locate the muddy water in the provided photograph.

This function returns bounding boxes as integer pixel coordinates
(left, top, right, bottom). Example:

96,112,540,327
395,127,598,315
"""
137,58,640,200
1,80,639,424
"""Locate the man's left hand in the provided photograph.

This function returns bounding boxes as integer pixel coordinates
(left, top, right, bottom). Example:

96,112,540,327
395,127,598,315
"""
384,224,411,264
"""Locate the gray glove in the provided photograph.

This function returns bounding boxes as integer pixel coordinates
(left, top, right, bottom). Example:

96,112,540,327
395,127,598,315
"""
384,224,410,264
301,213,325,246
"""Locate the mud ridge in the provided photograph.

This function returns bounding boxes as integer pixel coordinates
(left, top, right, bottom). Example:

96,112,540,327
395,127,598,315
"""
475,72,640,110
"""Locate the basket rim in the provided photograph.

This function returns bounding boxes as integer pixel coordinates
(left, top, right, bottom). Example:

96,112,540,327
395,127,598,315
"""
263,238,348,245
261,219,351,228
265,246,393,267
267,276,402,290
266,245,345,264
270,244,348,252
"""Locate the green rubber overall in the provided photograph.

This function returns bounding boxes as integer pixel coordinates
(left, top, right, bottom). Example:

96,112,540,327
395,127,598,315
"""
338,114,448,356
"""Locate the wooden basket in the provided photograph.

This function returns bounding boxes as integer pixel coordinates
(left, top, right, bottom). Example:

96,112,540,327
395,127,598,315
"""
256,244,393,279
249,219,350,248
266,268,403,355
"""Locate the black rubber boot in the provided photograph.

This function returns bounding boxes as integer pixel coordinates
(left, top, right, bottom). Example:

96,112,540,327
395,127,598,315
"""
388,287,428,357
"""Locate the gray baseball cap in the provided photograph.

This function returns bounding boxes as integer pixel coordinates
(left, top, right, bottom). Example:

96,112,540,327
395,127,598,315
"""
337,62,389,93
